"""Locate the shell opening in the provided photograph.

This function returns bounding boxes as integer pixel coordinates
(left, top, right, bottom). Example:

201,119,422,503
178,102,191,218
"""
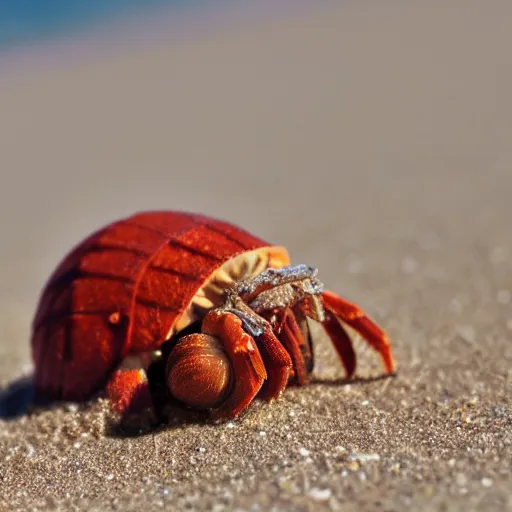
170,246,289,336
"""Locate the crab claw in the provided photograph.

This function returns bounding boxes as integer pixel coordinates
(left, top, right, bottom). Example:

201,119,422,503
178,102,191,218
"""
320,290,395,377
201,310,293,417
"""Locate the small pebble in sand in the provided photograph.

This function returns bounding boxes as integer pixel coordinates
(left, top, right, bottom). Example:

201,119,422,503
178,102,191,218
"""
258,430,266,437
25,443,35,458
106,474,114,481
347,461,360,472
308,488,332,502
349,453,381,464
299,447,311,457
289,410,296,417
481,477,493,488
198,447,206,453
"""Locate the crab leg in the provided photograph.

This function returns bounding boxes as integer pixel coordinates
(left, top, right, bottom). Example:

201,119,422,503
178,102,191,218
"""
274,309,311,386
322,290,395,374
106,368,155,417
322,310,356,378
254,324,294,400
202,310,267,418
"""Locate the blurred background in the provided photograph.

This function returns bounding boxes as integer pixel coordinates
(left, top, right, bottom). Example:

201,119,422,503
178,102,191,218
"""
1,2,511,509
0,0,511,381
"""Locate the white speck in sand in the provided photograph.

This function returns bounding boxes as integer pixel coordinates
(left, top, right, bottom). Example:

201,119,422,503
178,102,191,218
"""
74,442,81,449
308,488,332,502
106,473,114,481
258,430,266,437
361,400,370,406
26,443,35,458
481,477,493,488
198,447,206,453
226,422,235,429
289,410,296,417
349,453,381,463
299,447,311,457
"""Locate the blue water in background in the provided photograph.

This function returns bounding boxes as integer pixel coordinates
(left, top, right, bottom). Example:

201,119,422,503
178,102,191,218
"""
0,0,192,48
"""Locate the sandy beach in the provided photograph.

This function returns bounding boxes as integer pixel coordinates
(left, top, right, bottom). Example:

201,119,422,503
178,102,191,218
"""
1,1,511,510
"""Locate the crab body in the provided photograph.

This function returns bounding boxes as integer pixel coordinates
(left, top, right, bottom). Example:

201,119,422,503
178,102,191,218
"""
32,211,394,419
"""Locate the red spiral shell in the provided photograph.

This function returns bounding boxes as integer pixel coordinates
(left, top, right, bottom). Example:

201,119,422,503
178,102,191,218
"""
31,211,288,402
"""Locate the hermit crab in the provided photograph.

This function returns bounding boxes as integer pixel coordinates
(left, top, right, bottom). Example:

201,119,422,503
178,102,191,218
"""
32,211,394,420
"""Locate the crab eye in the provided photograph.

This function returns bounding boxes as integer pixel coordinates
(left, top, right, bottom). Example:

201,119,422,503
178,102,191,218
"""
166,334,233,410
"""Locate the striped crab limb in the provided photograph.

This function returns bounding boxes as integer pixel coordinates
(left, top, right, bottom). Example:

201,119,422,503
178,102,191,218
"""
253,322,294,401
321,290,395,376
273,308,313,386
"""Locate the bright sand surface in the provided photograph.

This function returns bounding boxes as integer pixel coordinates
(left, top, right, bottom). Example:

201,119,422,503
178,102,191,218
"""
0,1,511,510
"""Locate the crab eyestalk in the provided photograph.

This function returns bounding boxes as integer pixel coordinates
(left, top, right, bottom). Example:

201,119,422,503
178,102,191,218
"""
166,333,234,409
